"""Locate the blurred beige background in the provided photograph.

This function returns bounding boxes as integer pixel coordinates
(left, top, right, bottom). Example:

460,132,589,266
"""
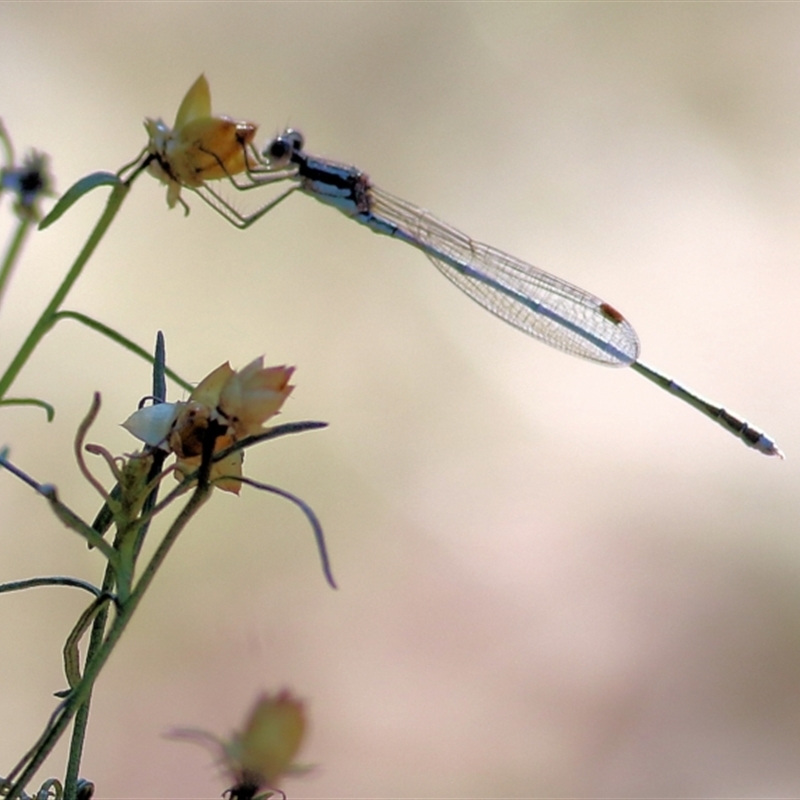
1,3,799,798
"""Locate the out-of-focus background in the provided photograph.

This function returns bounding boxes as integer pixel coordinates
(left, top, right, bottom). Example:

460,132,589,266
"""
1,4,799,798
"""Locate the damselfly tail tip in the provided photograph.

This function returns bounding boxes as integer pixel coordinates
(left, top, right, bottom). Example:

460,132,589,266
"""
770,444,785,460
755,434,784,459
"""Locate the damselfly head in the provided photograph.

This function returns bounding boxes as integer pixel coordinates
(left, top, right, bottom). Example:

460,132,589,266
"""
262,129,304,168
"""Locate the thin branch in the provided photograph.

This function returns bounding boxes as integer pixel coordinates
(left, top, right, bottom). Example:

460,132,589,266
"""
0,450,118,561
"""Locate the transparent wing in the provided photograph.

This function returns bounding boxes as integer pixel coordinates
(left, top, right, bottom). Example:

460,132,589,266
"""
371,187,640,366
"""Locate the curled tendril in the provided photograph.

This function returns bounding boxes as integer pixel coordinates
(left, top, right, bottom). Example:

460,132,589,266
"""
73,394,109,501
0,777,94,800
83,444,124,484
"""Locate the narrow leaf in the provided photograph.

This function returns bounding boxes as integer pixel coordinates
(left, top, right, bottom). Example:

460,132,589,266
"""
0,397,55,421
39,172,121,230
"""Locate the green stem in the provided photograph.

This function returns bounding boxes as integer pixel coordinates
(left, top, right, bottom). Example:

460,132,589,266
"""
7,477,210,800
0,217,32,310
57,480,210,800
61,558,116,800
64,334,169,798
0,182,129,401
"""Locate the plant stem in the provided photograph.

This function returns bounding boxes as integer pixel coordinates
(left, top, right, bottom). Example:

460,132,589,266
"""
64,333,169,798
61,559,117,800
0,217,32,310
55,480,210,800
0,182,128,401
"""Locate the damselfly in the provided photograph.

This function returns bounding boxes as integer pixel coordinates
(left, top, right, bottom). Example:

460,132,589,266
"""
128,77,782,457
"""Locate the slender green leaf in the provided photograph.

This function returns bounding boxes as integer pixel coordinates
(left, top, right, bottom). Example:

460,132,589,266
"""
0,576,103,598
0,397,55,421
53,311,193,392
63,596,113,689
39,172,121,230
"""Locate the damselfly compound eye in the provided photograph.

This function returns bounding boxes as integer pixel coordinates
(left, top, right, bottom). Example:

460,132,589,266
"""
265,137,291,165
263,129,305,168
